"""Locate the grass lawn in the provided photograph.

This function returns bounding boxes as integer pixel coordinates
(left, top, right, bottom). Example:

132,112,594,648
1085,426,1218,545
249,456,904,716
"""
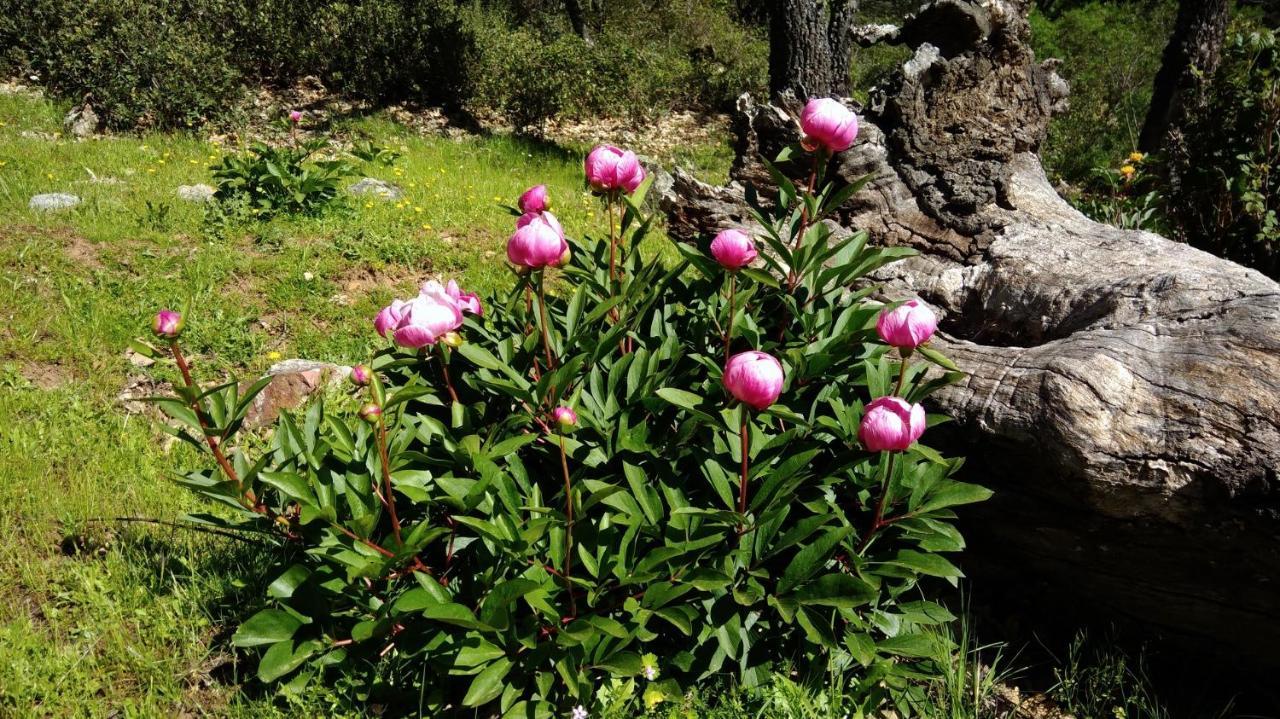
0,89,738,716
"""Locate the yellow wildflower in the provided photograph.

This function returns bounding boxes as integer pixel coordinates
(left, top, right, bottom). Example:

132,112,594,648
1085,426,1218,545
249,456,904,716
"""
45,172,53,180
414,206,423,213
266,351,283,361
364,202,374,209
1128,151,1145,163
1120,165,1136,178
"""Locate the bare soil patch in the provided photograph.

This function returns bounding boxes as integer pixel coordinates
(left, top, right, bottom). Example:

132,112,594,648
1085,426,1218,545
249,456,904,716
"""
21,360,72,389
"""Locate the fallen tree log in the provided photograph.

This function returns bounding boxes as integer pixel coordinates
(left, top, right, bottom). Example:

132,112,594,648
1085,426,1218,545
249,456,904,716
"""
658,0,1280,667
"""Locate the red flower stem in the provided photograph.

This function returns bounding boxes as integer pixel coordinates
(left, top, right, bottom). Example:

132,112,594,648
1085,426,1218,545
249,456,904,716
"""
737,415,750,516
856,451,897,553
169,340,259,511
558,432,578,617
375,413,404,546
725,273,736,363
536,273,557,372
438,347,460,404
778,154,823,340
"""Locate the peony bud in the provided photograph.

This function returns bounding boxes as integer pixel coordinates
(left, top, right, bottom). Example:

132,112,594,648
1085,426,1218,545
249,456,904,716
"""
518,184,550,214
288,110,302,124
358,403,382,423
584,145,645,194
350,364,372,387
875,300,938,350
800,98,859,153
723,351,785,410
859,396,927,452
507,212,569,269
552,406,578,430
709,229,758,271
152,309,184,339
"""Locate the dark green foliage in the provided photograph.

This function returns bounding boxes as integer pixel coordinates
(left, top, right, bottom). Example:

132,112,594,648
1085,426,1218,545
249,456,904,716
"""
0,0,244,130
1166,23,1279,277
211,138,356,218
1029,1,1178,182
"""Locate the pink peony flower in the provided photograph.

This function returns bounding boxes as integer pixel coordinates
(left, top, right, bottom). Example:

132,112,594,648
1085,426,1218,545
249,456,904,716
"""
288,110,302,124
152,309,184,339
508,211,570,269
445,280,483,316
800,98,859,153
552,406,578,430
392,281,466,348
584,145,645,194
518,184,550,214
723,351,785,410
859,396,927,452
709,229,758,271
875,299,938,349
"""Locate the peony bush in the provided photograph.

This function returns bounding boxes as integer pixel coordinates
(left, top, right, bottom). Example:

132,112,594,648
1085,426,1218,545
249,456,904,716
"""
153,98,989,716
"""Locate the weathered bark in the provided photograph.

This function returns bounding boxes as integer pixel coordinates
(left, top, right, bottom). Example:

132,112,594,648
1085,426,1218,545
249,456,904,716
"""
563,0,592,44
660,0,1280,668
1138,0,1230,153
769,0,859,98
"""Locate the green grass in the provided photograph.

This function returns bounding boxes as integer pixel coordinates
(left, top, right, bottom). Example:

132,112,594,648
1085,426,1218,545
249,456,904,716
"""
0,89,734,716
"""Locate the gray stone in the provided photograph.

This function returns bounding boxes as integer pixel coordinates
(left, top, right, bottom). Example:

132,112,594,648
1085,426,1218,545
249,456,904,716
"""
241,360,353,428
348,177,403,200
63,104,99,138
29,193,81,211
177,184,217,203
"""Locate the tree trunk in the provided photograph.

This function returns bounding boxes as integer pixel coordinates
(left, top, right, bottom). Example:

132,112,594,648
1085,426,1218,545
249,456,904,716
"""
1138,0,1230,152
658,0,1280,669
564,0,592,44
768,0,859,99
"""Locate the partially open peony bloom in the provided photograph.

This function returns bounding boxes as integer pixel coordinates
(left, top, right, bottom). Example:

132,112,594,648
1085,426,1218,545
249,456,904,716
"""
859,396,927,452
723,351,785,410
800,98,859,153
584,145,645,194
508,211,569,269
288,110,302,123
445,280,483,316
152,309,184,339
518,184,550,214
709,229,757,271
875,299,938,349
552,406,578,430
392,281,465,348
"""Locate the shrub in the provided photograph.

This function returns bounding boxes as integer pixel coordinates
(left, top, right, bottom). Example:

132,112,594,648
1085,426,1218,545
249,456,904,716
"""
0,0,244,130
155,121,986,713
211,135,356,218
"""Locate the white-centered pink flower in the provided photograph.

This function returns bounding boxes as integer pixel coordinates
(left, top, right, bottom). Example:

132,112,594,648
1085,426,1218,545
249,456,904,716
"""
508,211,569,269
518,184,550,213
859,396,927,452
709,229,758,271
800,98,859,153
723,351,785,410
392,281,466,348
584,145,645,194
445,280,483,316
876,299,938,349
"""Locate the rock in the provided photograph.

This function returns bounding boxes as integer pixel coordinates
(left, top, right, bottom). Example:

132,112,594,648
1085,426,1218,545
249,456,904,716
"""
125,348,155,368
63,104,99,138
29,193,81,211
241,360,352,428
176,184,216,203
348,177,404,200
19,130,58,141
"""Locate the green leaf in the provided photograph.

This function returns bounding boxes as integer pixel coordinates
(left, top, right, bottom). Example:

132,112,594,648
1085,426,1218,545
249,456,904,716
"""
267,565,311,599
595,651,643,676
794,573,877,608
778,527,851,594
233,609,302,647
257,639,322,682
915,480,992,514
463,657,513,707
887,550,963,579
917,345,960,371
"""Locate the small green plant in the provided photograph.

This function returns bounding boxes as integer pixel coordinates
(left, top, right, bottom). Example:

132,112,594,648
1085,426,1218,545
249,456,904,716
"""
350,139,403,167
1049,632,1170,719
211,138,355,218
1073,152,1167,233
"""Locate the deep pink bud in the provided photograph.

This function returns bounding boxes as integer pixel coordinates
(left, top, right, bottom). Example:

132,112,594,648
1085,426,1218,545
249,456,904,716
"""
552,406,578,430
152,309,184,339
350,364,372,387
800,98,859,153
288,110,302,123
723,351,785,411
508,212,569,269
709,229,758,271
859,396,927,452
875,300,938,350
392,281,465,348
358,403,382,423
374,299,409,338
518,184,550,214
584,145,646,194
445,279,483,316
